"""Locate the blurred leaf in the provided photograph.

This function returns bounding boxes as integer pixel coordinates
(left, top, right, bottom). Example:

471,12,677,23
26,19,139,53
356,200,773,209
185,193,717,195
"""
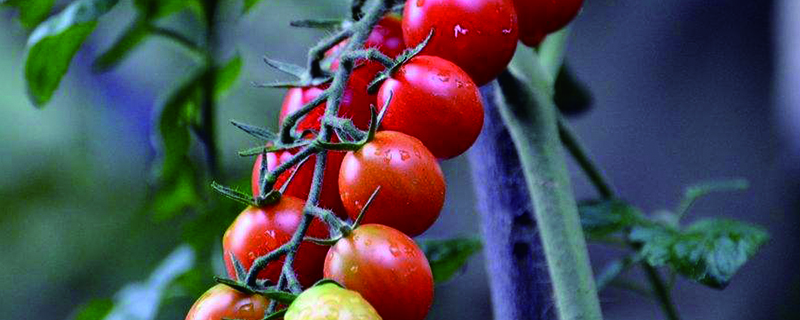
72,299,114,320
24,0,120,107
290,18,346,29
242,0,264,14
418,237,483,283
555,64,593,116
153,67,209,219
630,218,769,289
102,245,196,320
215,53,243,99
92,18,150,72
676,178,749,218
134,0,188,19
579,199,643,239
3,0,56,28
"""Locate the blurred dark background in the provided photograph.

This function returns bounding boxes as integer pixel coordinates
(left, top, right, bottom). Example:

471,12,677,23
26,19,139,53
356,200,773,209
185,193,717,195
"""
1,0,797,319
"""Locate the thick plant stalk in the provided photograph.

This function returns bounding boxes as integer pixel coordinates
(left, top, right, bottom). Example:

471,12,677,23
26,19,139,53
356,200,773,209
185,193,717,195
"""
467,85,556,320
493,55,603,319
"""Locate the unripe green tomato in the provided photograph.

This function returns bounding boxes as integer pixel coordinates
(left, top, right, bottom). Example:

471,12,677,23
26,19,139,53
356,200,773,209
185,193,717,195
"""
285,283,381,320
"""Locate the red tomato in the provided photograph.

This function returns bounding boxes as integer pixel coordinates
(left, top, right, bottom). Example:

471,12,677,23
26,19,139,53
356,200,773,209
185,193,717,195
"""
402,0,518,86
185,284,270,320
514,0,584,46
278,69,375,135
324,224,434,320
338,131,445,236
377,55,484,159
251,149,347,217
223,197,330,288
327,14,406,76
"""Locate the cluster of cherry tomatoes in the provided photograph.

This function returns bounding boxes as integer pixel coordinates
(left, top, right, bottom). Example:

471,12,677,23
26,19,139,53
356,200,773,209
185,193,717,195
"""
186,0,582,319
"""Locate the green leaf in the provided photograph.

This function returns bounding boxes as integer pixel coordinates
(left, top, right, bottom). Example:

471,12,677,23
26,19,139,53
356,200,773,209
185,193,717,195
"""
242,0,264,14
418,237,483,283
3,0,57,28
676,178,749,219
134,0,188,19
215,54,243,99
578,199,643,239
630,218,769,289
25,0,120,107
71,299,113,320
152,67,208,219
92,18,150,72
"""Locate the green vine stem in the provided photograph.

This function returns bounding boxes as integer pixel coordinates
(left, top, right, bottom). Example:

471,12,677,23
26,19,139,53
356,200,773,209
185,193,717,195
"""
496,54,603,319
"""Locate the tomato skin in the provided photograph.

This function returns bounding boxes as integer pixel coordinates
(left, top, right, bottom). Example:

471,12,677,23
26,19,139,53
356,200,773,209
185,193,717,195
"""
338,131,445,237
323,224,434,320
514,0,584,46
185,284,270,320
402,0,518,86
223,197,330,288
285,283,380,320
278,70,375,134
377,55,484,159
327,15,406,77
251,149,347,217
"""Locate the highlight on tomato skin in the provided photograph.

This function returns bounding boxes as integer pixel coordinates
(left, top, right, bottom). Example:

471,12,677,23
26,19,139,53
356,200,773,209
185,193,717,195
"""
222,197,330,288
251,148,347,218
338,131,446,237
402,0,519,86
377,55,484,159
185,284,270,320
323,224,434,320
513,0,585,46
284,283,381,320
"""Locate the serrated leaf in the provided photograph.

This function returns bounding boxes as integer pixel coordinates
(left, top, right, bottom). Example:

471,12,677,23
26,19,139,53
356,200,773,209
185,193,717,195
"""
134,0,188,19
92,18,150,72
3,0,57,28
153,67,208,219
630,218,769,289
25,0,120,107
578,199,643,239
418,237,483,283
215,54,243,99
71,299,114,320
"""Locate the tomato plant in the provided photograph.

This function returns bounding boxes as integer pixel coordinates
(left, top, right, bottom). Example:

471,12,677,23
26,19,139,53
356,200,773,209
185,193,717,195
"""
285,283,380,320
324,224,434,320
185,284,269,320
402,0,519,86
377,55,484,159
223,197,330,288
339,131,446,237
252,149,347,217
513,0,585,46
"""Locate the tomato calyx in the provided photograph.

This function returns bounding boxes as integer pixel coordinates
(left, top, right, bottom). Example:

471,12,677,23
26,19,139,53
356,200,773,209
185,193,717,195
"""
367,29,435,93
214,276,299,305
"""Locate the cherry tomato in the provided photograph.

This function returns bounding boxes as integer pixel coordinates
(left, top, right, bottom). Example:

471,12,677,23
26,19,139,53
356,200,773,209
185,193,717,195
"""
251,149,347,217
223,197,330,288
377,55,484,159
514,0,584,46
285,283,380,320
324,224,434,320
339,131,445,237
327,14,406,77
402,0,518,86
278,69,375,135
185,284,270,320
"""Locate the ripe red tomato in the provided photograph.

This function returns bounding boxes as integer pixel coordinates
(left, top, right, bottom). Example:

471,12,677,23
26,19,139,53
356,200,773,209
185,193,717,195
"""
377,55,484,159
278,69,375,135
251,149,347,217
323,224,434,320
514,0,584,46
223,197,330,288
338,131,445,237
327,14,406,77
285,283,380,320
402,0,518,86
185,284,270,320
